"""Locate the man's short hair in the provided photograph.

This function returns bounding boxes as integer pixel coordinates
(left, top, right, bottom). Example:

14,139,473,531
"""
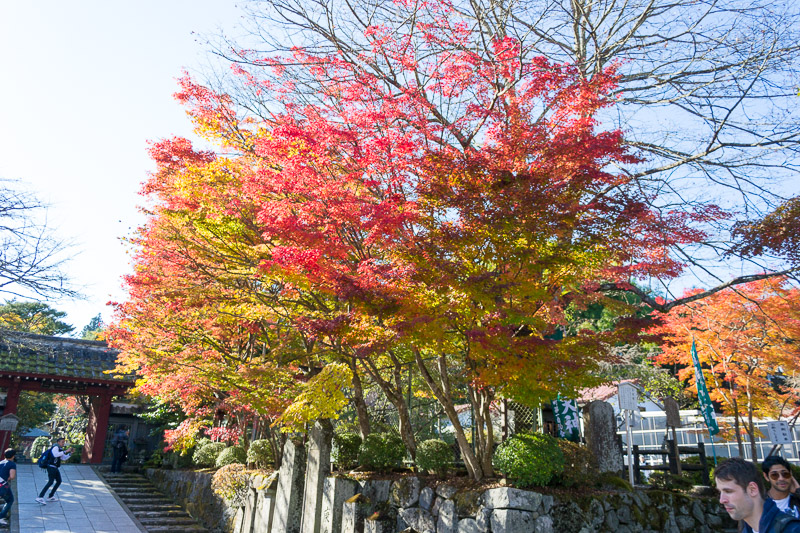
56,437,66,444
3,448,15,460
761,455,792,474
716,457,766,497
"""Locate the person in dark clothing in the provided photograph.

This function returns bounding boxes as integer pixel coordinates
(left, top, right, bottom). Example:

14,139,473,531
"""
0,449,17,526
110,426,129,473
762,455,800,518
36,438,73,504
717,457,800,533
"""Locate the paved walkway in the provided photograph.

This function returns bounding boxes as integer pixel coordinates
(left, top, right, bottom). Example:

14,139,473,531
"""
12,464,144,533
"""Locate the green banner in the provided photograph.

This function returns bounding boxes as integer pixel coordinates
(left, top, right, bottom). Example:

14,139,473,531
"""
552,395,580,442
691,340,720,436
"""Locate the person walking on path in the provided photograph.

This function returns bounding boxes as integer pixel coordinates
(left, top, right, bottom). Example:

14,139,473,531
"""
0,449,17,526
35,438,73,504
110,426,129,473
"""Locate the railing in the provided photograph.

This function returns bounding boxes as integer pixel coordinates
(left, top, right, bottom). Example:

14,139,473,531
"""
632,440,710,485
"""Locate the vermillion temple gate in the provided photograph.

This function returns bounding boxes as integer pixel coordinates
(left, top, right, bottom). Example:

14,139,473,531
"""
0,331,134,463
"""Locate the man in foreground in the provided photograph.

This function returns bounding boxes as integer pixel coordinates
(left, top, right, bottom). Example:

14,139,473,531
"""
762,455,800,518
717,457,800,532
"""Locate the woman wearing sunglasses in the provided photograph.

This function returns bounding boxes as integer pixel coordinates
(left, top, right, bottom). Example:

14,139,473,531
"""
762,456,800,518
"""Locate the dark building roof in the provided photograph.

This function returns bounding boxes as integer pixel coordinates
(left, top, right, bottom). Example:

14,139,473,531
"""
0,330,134,383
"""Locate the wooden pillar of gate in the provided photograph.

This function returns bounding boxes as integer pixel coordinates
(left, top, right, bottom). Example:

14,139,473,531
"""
0,380,22,452
83,390,113,464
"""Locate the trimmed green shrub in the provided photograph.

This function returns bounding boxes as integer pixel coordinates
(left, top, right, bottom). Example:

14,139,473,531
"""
144,450,164,468
212,463,250,506
247,439,274,469
597,472,633,491
66,443,83,463
193,442,226,467
493,433,564,488
556,440,598,487
416,439,452,476
332,432,362,469
649,471,695,492
358,432,405,472
216,446,247,468
170,450,194,469
31,436,50,460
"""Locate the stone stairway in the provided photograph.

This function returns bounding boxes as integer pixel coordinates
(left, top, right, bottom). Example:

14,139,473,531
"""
102,472,209,533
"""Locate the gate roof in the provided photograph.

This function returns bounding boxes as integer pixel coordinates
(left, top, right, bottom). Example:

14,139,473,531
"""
0,330,134,385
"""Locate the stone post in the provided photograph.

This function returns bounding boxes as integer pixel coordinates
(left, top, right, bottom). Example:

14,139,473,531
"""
321,477,360,533
583,400,624,473
271,439,307,533
341,494,371,533
241,486,258,533
300,419,334,533
254,474,279,533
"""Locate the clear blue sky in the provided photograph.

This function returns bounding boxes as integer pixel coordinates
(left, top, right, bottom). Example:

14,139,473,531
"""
0,1,244,331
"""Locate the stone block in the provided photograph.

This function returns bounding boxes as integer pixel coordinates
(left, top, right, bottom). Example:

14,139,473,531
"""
481,487,543,513
365,517,395,533
390,477,421,508
362,480,393,509
419,487,435,511
436,484,458,499
675,515,695,532
534,515,553,533
271,439,307,533
453,490,481,518
541,495,554,515
457,518,481,533
691,502,705,523
605,509,619,529
490,509,537,533
437,500,458,533
342,494,371,533
398,508,435,533
321,477,359,533
432,497,442,517
475,507,491,532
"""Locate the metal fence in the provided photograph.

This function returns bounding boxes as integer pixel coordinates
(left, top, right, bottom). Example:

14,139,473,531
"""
616,409,800,465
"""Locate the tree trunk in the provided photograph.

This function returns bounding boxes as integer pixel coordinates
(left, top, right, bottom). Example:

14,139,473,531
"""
732,396,744,457
359,355,417,459
747,383,758,462
414,348,487,481
348,357,371,440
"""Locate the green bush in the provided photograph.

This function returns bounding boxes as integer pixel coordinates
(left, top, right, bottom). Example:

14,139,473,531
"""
212,463,250,506
416,439,453,476
597,472,633,491
247,439,274,469
170,450,194,469
358,432,406,472
493,433,564,488
193,442,226,467
144,450,164,468
31,436,50,460
332,432,362,469
649,471,695,492
66,444,83,463
216,446,247,468
556,440,598,487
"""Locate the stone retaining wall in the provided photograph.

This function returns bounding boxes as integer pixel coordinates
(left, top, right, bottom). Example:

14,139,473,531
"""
146,468,734,533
